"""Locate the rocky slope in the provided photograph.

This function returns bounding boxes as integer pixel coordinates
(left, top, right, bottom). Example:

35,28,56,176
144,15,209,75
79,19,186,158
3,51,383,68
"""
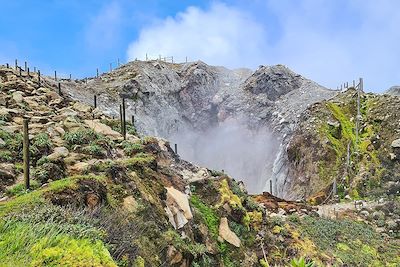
285,89,400,201
386,86,400,96
32,60,337,196
0,65,399,266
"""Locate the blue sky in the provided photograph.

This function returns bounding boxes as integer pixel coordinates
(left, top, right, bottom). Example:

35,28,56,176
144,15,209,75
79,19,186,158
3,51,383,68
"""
0,0,399,92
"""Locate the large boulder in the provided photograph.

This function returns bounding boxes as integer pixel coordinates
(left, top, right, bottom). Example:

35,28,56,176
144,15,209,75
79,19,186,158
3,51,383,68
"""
84,120,122,139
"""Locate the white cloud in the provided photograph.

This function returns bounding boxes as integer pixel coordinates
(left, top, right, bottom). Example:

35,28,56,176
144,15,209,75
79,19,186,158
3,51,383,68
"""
127,3,268,67
127,1,400,92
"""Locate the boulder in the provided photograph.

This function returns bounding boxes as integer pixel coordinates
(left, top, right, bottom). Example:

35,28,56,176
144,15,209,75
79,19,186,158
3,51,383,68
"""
165,186,193,229
391,139,400,149
69,161,89,174
0,163,15,185
12,91,24,103
84,120,122,139
73,102,92,113
47,147,69,161
218,217,241,247
123,195,138,213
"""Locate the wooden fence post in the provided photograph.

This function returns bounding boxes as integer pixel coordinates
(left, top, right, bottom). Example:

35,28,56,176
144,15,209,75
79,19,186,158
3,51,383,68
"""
131,115,134,126
174,143,178,154
24,61,27,71
15,59,18,70
270,180,273,195
27,67,30,77
69,74,72,81
38,70,41,86
119,104,123,134
19,67,22,77
23,118,30,190
96,68,99,78
6,63,9,68
54,70,57,81
94,95,97,108
122,98,126,139
58,83,61,95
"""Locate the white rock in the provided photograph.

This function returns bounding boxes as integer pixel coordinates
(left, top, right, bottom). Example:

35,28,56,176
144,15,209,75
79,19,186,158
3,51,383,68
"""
218,217,241,247
165,186,193,229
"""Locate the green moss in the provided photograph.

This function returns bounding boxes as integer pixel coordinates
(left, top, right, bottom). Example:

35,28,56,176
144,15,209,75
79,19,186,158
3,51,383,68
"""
121,152,156,170
190,195,219,238
217,179,242,208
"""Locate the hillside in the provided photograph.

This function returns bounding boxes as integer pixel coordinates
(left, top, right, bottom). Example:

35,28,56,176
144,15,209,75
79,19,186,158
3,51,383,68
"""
0,64,399,266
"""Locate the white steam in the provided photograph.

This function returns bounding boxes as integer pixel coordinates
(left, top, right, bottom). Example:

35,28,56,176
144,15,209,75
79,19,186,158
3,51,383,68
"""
170,120,278,194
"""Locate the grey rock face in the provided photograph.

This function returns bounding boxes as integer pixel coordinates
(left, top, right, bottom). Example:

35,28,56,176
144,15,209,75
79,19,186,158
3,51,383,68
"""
386,86,400,96
50,60,337,197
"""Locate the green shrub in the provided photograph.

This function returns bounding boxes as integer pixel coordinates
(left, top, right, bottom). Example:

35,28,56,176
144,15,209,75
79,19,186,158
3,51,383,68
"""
83,143,105,157
63,128,99,146
0,130,23,160
121,141,143,156
30,133,53,156
0,150,12,162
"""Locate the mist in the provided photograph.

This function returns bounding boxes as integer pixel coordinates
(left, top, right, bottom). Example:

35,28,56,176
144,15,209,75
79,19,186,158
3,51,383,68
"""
170,120,279,194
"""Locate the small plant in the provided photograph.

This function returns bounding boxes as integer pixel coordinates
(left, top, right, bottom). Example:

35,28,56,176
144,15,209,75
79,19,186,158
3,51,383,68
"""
63,128,99,146
290,257,315,267
83,143,105,157
0,150,12,162
121,141,143,156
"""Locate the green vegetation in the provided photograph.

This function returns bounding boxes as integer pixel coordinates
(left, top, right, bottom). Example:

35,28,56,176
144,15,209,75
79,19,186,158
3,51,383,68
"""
30,133,53,163
0,204,115,267
63,128,100,146
190,195,219,238
293,215,400,266
121,152,156,170
0,175,106,217
6,180,40,196
163,230,208,258
290,257,315,267
0,129,23,161
121,141,144,156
